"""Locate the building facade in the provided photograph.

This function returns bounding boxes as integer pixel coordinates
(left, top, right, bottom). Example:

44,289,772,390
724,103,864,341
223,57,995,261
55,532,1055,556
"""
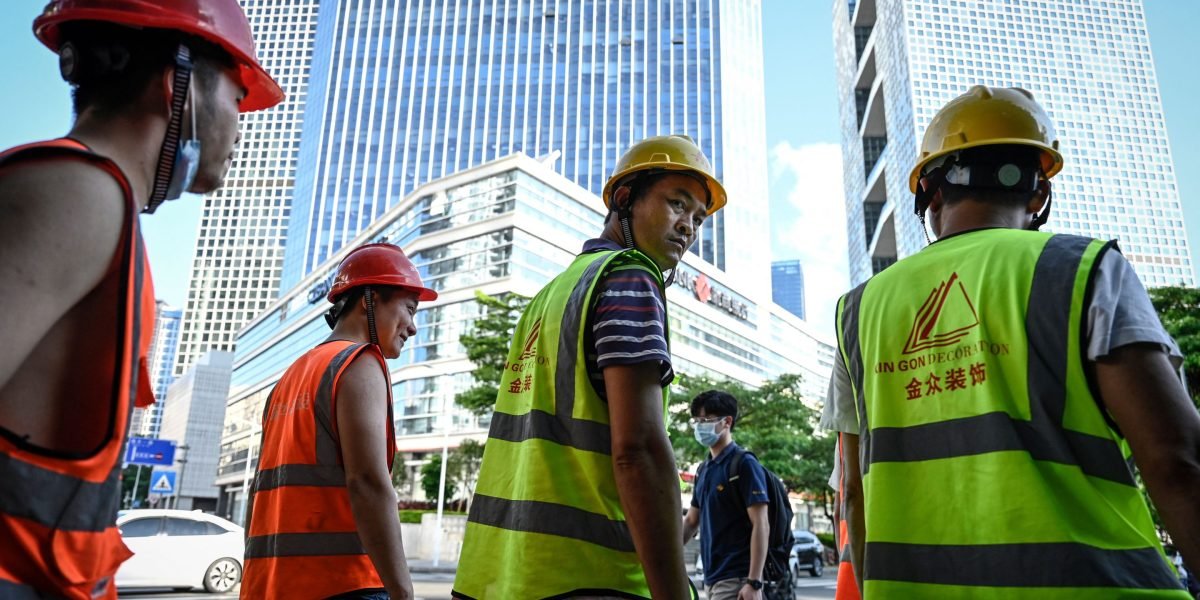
212,155,833,523
130,301,183,439
770,260,806,321
280,0,770,297
159,351,234,512
834,0,1195,287
173,0,323,376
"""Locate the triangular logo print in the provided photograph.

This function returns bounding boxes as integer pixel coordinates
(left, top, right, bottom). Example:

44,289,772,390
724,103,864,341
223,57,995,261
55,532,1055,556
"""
152,474,173,492
902,272,979,354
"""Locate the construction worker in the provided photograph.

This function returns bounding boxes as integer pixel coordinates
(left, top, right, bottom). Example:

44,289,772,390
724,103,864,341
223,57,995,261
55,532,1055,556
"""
0,1,280,597
241,243,434,599
826,85,1200,598
452,135,725,599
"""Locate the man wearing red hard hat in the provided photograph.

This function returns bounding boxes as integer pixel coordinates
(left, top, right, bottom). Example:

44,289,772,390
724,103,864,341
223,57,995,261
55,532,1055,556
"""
242,243,436,600
0,1,282,597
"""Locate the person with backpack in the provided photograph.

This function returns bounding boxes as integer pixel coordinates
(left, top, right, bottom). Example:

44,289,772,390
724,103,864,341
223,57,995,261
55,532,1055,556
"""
683,390,794,600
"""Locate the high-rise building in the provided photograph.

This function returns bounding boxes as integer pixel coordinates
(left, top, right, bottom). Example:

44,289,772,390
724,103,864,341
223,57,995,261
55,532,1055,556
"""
834,0,1195,287
279,0,769,296
130,301,182,439
160,351,234,512
771,260,805,320
173,0,322,376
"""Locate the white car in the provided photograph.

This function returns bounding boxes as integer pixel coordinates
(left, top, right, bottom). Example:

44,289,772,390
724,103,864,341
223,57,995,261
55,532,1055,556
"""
115,509,244,593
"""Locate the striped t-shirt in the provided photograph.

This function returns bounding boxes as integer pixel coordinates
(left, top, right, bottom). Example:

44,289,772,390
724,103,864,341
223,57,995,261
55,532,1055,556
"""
581,239,675,399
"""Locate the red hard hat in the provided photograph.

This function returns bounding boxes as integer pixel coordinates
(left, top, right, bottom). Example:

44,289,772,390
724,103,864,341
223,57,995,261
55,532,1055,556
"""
328,243,438,303
34,0,284,112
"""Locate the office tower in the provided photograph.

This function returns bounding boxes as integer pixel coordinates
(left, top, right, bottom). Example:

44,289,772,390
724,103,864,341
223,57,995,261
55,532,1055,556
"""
771,260,805,320
834,0,1194,286
279,0,770,296
130,301,182,439
173,0,322,376
160,352,234,512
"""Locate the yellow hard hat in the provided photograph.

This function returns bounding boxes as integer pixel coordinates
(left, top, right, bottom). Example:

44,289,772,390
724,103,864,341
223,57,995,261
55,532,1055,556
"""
602,135,727,215
909,85,1063,193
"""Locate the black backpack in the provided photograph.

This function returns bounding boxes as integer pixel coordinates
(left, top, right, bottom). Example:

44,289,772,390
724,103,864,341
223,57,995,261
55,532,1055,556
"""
696,447,795,582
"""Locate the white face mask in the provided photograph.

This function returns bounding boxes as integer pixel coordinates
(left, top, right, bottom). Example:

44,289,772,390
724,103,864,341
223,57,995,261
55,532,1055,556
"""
164,81,201,200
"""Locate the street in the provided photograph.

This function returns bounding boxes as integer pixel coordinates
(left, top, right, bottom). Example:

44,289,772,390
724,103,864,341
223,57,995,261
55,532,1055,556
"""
117,571,838,599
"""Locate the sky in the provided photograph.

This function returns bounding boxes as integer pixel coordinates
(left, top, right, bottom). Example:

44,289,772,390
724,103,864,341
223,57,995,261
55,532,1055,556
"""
0,0,1196,341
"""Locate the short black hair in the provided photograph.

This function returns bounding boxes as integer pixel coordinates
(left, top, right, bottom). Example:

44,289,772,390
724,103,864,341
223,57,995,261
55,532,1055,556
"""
328,286,403,325
690,390,739,429
60,22,234,118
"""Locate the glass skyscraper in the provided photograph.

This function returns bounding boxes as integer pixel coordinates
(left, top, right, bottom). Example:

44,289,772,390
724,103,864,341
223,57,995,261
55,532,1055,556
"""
280,0,770,296
834,0,1195,287
771,260,805,321
130,301,183,439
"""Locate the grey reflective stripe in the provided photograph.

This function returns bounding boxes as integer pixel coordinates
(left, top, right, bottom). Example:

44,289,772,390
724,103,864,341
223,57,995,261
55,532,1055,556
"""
468,493,635,553
866,541,1183,589
314,343,367,466
253,463,346,491
868,413,1134,485
838,283,869,475
840,545,852,563
0,451,121,532
487,409,612,455
0,579,43,599
245,531,367,558
853,235,1134,485
488,254,616,455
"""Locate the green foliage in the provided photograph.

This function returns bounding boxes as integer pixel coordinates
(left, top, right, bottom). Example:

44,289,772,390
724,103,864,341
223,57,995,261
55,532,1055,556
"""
121,465,152,509
1148,286,1200,410
420,454,456,505
455,290,530,416
399,509,466,523
390,454,409,494
668,373,836,517
419,440,487,509
816,532,836,550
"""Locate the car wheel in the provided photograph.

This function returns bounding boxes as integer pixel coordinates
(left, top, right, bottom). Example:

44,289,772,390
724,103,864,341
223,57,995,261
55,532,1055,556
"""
809,556,824,578
203,557,241,593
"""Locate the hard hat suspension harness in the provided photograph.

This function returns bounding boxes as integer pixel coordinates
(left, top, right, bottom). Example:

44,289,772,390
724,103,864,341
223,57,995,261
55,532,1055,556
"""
363,285,380,347
914,150,1052,242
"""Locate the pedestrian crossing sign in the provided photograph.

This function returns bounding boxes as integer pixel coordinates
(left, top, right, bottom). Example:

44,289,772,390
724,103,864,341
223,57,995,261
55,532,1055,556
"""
149,469,177,495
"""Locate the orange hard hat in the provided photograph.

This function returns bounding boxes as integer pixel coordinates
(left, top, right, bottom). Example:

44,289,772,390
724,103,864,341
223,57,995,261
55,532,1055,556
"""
34,0,284,112
328,243,437,303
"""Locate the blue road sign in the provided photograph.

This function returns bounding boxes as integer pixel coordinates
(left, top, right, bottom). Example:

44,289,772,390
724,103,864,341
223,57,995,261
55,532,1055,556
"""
125,437,176,466
148,469,177,495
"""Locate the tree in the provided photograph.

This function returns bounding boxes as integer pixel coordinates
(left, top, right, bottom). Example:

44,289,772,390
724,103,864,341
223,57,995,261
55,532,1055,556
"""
390,454,409,496
668,373,836,520
121,464,151,509
1148,285,1200,410
420,454,456,507
456,290,529,416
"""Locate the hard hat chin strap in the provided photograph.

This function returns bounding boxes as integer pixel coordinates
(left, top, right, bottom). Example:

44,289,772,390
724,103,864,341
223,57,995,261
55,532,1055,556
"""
363,285,380,347
145,44,193,214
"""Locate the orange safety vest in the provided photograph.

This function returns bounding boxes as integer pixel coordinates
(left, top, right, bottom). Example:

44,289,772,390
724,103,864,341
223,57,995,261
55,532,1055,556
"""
241,340,397,598
834,433,861,600
0,139,156,599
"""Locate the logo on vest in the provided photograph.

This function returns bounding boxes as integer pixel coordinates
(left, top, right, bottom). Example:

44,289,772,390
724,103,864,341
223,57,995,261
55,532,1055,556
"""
506,318,548,394
903,272,979,354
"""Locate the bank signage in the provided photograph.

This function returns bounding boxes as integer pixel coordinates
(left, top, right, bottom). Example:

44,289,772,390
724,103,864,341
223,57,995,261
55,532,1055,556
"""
673,267,750,321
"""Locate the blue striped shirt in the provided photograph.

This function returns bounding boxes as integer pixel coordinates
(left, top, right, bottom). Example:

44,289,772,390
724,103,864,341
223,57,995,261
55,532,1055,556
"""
582,239,674,398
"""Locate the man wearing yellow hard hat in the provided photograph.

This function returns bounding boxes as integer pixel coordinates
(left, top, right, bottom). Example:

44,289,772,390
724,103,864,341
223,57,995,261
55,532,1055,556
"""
453,135,723,599
823,85,1199,598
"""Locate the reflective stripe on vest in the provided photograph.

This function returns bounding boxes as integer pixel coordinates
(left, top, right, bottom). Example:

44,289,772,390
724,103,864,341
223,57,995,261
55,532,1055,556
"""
455,249,668,599
0,139,154,600
241,341,394,598
836,230,1186,597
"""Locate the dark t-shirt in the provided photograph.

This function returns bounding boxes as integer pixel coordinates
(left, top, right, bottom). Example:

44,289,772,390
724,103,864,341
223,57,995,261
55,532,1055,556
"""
692,443,770,586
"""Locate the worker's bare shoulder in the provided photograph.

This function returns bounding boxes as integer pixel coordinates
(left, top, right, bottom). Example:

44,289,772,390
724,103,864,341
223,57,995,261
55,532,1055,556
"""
0,157,127,290
337,349,389,404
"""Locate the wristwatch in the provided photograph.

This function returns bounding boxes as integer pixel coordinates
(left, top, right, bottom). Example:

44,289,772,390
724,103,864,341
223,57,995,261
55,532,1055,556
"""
746,579,764,591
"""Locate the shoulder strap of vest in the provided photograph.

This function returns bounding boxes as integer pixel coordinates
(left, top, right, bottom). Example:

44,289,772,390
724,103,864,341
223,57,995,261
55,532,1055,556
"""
0,138,135,203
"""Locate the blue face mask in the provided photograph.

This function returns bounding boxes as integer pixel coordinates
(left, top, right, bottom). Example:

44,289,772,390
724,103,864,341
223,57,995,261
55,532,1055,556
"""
164,84,201,200
694,421,721,447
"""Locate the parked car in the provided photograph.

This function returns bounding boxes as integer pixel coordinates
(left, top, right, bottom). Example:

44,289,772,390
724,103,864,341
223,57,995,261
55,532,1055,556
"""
115,509,244,593
789,531,824,578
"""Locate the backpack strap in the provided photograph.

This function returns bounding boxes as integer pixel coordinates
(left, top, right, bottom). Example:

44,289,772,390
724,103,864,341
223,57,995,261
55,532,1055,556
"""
725,447,753,505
